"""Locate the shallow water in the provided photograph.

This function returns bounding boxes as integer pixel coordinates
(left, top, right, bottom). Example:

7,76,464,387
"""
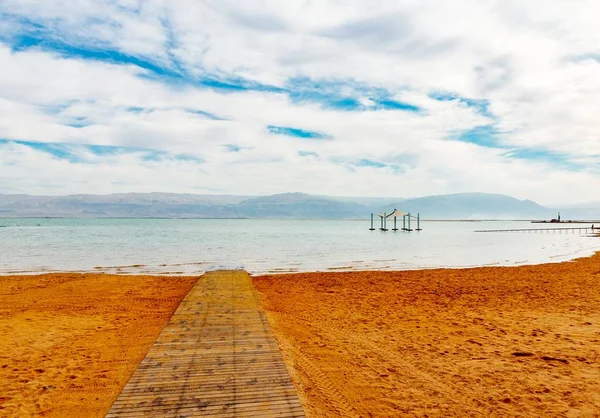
0,218,598,275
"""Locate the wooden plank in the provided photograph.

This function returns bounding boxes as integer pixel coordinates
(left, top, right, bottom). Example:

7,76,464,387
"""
115,377,297,391
110,397,304,412
116,372,295,385
106,270,305,418
112,389,302,405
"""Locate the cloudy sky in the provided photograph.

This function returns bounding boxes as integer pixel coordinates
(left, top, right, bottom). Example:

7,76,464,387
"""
0,0,599,204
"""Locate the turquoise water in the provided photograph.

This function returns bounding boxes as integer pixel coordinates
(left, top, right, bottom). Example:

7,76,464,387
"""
0,218,598,275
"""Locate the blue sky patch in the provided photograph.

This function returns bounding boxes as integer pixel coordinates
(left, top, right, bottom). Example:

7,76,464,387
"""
224,144,242,152
85,144,141,156
10,140,80,161
336,158,404,173
140,151,168,162
298,150,319,157
453,125,501,147
371,98,420,112
185,109,224,120
268,125,330,139
449,127,582,171
501,148,583,171
0,138,203,164
355,159,387,168
570,53,600,64
327,97,363,111
172,154,205,163
126,106,146,113
430,91,494,118
10,33,182,79
125,106,223,120
285,77,420,112
37,101,79,116
65,119,93,128
285,78,367,111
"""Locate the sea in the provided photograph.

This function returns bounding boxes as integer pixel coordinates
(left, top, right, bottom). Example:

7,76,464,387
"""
0,218,598,276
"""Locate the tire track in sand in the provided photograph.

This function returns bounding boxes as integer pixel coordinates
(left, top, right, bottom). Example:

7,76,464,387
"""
272,310,491,416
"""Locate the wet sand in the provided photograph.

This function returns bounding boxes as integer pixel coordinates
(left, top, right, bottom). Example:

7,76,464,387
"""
254,253,600,417
0,273,196,417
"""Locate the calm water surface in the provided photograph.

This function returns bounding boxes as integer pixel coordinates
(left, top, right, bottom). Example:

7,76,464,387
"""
0,219,598,275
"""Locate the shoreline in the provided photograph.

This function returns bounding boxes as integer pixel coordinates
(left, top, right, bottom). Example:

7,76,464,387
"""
1,244,599,277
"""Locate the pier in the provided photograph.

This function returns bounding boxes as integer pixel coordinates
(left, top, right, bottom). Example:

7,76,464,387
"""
106,270,305,417
475,226,595,234
369,209,422,232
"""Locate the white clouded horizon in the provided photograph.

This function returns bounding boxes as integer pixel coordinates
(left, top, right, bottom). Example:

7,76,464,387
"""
0,0,599,205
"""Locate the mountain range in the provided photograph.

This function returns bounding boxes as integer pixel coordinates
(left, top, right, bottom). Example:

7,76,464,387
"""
1,192,599,220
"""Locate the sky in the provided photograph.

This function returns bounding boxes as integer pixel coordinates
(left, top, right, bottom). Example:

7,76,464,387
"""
0,0,599,205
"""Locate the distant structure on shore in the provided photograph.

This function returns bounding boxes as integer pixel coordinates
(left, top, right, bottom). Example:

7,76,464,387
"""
532,212,598,224
369,209,422,232
533,211,564,223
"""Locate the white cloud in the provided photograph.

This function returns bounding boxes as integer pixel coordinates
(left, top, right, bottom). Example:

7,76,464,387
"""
0,0,599,204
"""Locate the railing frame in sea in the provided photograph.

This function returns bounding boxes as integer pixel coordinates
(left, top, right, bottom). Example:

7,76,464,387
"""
369,209,422,232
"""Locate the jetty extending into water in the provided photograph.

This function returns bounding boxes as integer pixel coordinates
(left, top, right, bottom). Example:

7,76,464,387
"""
476,226,596,234
106,270,304,417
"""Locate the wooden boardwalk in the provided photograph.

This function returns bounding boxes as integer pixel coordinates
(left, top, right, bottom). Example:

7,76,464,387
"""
106,270,305,418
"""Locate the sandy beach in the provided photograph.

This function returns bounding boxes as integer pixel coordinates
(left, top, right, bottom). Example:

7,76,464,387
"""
0,254,599,417
255,253,600,417
0,273,196,417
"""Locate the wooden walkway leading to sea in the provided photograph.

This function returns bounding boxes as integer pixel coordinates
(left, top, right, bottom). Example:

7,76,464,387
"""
106,270,305,418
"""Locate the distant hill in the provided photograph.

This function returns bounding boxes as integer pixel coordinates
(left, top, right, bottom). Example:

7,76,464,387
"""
0,192,597,220
384,193,551,220
0,193,251,218
235,193,366,218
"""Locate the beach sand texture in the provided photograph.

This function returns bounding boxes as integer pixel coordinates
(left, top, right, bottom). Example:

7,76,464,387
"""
1,255,599,418
254,254,600,417
0,273,196,417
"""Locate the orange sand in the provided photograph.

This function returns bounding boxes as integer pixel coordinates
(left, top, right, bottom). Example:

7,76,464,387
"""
0,273,196,417
255,254,600,417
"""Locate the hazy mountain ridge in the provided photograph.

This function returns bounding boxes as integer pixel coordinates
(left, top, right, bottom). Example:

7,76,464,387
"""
384,193,550,219
0,192,598,220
